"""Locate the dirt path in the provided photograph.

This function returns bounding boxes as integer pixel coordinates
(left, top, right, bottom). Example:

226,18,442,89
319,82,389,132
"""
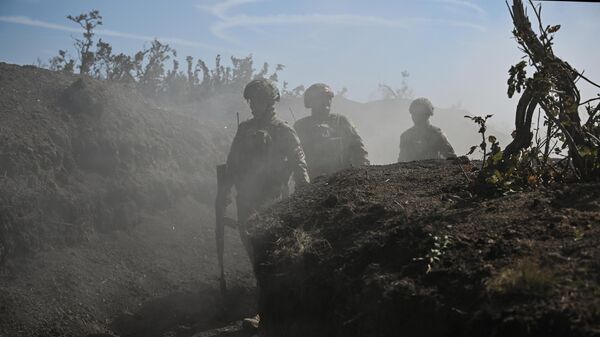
0,197,255,337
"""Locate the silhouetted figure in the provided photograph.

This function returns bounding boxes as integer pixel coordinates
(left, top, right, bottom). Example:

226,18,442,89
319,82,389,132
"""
294,83,369,179
398,97,456,162
220,78,309,260
216,79,310,331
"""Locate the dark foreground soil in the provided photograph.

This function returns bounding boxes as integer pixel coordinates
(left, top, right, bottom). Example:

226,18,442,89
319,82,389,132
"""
248,159,600,337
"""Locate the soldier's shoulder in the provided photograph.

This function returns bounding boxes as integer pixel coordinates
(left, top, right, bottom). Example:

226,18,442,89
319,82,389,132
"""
429,124,443,132
238,119,251,126
293,116,312,129
236,119,253,131
428,124,447,135
401,126,417,137
330,113,350,123
331,114,357,129
271,116,289,126
271,117,295,131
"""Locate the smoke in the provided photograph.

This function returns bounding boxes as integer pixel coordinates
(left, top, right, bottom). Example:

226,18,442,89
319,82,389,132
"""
1,1,597,169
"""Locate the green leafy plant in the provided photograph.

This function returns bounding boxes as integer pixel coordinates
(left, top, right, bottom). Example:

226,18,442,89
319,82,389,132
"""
377,71,413,100
67,10,103,75
501,0,600,180
507,60,527,99
281,82,305,98
465,112,570,191
138,39,176,96
44,10,289,104
464,115,499,166
413,233,451,274
48,50,75,73
468,0,600,193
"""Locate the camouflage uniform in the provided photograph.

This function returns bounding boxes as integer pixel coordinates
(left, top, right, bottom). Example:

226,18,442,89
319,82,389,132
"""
227,114,310,222
294,83,369,179
223,79,309,261
398,97,456,162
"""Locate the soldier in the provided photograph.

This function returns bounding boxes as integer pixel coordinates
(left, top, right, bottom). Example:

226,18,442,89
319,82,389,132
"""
398,97,456,162
215,78,309,330
294,83,369,179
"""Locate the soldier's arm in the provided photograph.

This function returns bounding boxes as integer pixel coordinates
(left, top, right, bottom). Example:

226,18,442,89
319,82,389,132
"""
292,119,308,148
282,125,310,187
398,132,408,162
339,116,370,166
437,130,456,159
219,125,244,200
292,119,303,137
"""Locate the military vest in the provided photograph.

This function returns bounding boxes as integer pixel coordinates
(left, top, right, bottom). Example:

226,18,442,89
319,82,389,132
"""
295,114,347,178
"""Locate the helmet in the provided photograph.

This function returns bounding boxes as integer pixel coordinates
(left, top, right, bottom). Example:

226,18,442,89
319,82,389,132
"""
409,97,434,116
304,83,334,109
243,79,280,103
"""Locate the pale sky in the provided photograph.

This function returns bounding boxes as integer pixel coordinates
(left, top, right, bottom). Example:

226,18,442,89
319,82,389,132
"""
1,0,598,130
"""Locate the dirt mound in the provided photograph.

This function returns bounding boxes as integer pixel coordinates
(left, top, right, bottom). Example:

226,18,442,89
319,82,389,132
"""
0,62,231,263
248,160,600,337
0,63,255,336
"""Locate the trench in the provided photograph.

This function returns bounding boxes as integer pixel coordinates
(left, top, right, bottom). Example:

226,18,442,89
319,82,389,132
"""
97,286,256,337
